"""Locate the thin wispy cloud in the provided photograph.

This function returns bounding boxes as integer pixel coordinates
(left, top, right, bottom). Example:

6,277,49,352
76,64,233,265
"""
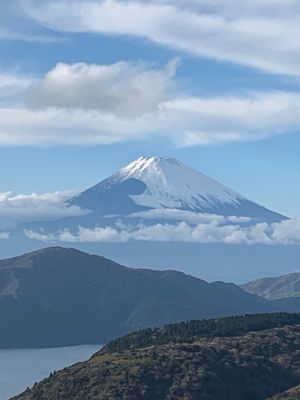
20,0,300,77
0,28,65,43
1,1,300,147
0,0,65,43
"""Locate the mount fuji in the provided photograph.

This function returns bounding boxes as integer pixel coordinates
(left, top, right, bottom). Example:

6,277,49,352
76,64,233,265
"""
69,156,286,223
2,156,296,282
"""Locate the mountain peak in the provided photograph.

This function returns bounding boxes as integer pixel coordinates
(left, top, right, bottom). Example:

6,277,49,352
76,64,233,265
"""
70,156,286,222
112,155,242,210
119,156,182,175
0,246,87,270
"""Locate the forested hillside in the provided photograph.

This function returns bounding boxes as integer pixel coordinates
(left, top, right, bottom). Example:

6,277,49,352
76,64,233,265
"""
14,313,300,400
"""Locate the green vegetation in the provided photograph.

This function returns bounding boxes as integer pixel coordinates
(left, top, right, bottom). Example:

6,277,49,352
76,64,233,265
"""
13,313,300,400
103,312,300,354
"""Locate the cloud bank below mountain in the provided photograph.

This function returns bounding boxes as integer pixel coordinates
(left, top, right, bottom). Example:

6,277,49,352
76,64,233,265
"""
23,215,300,246
0,190,85,228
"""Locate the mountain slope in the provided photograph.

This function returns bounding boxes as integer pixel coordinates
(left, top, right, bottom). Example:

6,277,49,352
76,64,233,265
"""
242,273,300,300
269,384,300,399
70,156,286,222
242,273,300,314
0,246,276,348
13,313,300,400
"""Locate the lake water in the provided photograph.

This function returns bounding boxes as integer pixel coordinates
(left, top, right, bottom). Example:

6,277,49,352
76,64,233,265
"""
0,345,101,400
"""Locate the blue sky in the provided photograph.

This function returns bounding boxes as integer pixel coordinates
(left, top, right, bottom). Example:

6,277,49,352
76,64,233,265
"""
1,0,300,217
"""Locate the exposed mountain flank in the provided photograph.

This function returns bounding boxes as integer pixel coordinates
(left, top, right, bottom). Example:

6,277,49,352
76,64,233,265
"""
242,273,300,300
242,273,300,314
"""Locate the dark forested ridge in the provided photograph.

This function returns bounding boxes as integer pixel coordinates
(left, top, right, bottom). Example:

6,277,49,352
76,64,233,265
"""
102,312,300,354
0,246,278,348
13,313,300,400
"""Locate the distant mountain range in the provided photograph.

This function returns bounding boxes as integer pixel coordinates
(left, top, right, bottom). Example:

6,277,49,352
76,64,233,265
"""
0,246,286,348
242,272,300,300
13,313,300,400
242,273,300,313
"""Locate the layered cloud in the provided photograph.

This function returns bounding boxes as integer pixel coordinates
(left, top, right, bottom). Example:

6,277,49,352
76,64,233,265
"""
0,0,66,43
0,73,33,103
20,0,300,77
24,215,300,246
1,60,300,146
131,209,251,224
161,92,300,146
0,1,300,146
0,190,86,228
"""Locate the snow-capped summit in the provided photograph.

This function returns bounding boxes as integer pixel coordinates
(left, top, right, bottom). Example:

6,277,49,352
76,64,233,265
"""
112,156,242,209
70,156,286,222
69,157,285,222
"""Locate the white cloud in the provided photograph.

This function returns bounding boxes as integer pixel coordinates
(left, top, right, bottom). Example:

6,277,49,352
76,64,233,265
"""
21,0,300,77
1,64,300,146
0,27,64,43
1,60,300,146
227,216,252,224
23,216,300,245
160,92,300,146
0,73,33,104
26,60,179,117
272,217,300,244
130,209,251,224
0,106,157,146
0,60,176,146
0,190,87,228
2,2,300,146
23,229,55,241
0,0,66,43
25,221,251,244
60,226,126,243
0,232,9,240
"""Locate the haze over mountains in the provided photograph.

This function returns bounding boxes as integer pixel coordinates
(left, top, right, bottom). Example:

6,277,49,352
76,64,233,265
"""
243,273,300,300
0,246,285,348
0,246,300,349
242,273,300,313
